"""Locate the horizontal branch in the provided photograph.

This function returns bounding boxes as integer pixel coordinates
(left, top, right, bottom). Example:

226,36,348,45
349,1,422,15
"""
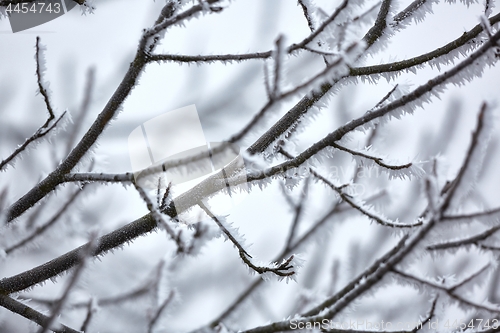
393,267,499,314
442,206,500,221
427,225,500,250
63,172,134,183
332,143,413,170
148,51,272,63
351,12,500,77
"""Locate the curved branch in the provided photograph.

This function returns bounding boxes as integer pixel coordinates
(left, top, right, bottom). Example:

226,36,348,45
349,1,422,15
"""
332,143,413,170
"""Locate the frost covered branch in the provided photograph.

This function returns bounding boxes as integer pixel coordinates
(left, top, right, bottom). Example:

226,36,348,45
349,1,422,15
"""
147,290,174,333
0,38,66,172
0,0,82,5
352,12,500,77
239,224,438,333
206,199,351,329
198,200,296,278
331,142,413,170
0,294,80,333
308,167,422,228
392,266,500,314
291,0,349,51
301,233,410,317
2,1,500,331
442,206,500,222
63,172,134,183
148,51,272,63
133,181,185,253
427,225,500,251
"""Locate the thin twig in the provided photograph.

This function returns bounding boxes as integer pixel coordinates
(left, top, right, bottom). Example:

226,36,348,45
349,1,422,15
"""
301,234,409,317
332,142,413,170
392,267,499,314
198,200,295,277
427,225,500,251
133,181,185,253
442,206,500,221
80,298,97,332
290,0,349,51
0,39,67,171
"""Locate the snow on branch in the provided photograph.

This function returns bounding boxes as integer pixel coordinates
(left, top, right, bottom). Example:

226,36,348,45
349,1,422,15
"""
297,0,318,34
148,51,272,64
35,37,54,121
343,33,500,134
362,0,392,48
198,200,298,280
291,0,349,51
331,142,424,180
39,233,99,333
351,12,500,80
5,0,227,224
